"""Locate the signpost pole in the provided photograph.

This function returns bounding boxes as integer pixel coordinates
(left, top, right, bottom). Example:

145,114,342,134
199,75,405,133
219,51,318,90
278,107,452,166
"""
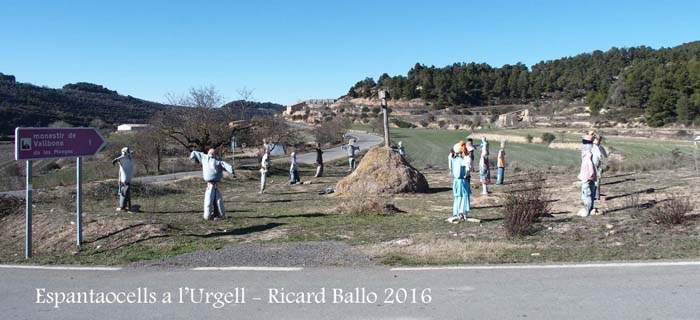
15,127,106,256
76,157,82,248
25,160,32,259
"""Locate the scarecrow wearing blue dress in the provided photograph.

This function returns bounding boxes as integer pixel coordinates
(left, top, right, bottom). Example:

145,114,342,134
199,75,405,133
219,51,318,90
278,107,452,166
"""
447,141,473,223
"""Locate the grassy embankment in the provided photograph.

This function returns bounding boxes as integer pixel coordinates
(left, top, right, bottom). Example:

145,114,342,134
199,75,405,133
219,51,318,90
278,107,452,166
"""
0,128,698,266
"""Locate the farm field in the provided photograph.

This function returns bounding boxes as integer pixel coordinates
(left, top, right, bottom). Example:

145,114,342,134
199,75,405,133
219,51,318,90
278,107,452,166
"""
1,140,698,266
375,127,697,172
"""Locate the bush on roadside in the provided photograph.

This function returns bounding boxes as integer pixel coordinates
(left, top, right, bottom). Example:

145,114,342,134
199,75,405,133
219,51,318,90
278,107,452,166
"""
0,195,24,217
39,162,61,174
526,134,534,143
501,172,551,237
541,132,556,144
649,195,694,225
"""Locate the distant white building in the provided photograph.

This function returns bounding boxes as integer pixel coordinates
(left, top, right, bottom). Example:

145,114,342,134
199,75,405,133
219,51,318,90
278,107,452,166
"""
117,124,150,132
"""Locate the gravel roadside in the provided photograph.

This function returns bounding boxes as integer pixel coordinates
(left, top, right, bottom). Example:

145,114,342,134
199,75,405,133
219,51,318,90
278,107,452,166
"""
128,241,375,269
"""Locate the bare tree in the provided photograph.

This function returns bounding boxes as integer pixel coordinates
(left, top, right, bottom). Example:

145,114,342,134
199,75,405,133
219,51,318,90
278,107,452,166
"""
236,86,255,101
166,85,224,109
156,86,241,152
132,126,168,174
229,86,257,120
242,116,300,148
314,116,351,145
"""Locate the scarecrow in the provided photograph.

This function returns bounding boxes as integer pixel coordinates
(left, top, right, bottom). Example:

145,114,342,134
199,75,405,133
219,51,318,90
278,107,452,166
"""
111,147,134,212
578,134,597,217
478,137,491,195
496,140,506,185
447,141,472,223
342,139,361,172
190,148,234,220
591,135,608,200
289,152,300,184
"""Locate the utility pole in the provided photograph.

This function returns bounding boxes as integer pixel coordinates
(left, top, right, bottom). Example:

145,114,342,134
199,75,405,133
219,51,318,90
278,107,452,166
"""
379,89,390,148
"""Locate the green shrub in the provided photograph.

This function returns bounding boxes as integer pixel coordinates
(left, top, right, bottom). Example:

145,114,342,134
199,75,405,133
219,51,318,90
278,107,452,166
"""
390,118,416,128
526,134,534,143
541,132,556,144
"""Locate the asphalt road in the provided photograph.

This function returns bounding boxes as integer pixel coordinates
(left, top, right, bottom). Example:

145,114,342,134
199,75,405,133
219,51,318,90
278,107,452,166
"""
0,130,382,199
2,262,699,319
277,130,382,165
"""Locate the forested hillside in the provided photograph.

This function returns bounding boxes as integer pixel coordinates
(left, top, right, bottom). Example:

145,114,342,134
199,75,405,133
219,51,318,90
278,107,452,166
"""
348,41,700,126
0,75,286,135
0,75,167,135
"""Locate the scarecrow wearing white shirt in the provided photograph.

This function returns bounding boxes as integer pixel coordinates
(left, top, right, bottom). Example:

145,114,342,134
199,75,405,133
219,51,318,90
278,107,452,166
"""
591,135,608,200
342,139,360,172
111,147,134,212
259,139,276,194
190,148,234,220
260,151,270,194
289,152,300,184
397,141,406,157
478,137,491,195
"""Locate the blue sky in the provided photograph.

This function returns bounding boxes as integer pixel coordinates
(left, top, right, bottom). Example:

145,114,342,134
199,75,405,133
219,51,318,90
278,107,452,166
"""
1,0,698,105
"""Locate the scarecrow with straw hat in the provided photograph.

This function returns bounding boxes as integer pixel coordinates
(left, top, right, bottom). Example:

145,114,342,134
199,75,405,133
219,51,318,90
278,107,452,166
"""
447,141,479,223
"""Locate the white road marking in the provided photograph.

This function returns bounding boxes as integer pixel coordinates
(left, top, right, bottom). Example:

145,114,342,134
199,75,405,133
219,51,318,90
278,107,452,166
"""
392,261,700,271
192,266,303,271
0,264,121,271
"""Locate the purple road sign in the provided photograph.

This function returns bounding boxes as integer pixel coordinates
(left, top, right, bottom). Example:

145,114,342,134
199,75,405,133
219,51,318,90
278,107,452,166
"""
15,127,107,160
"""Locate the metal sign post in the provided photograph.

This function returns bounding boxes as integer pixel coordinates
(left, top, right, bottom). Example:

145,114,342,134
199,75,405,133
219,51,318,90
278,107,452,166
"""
25,160,32,259
76,157,82,247
15,127,106,258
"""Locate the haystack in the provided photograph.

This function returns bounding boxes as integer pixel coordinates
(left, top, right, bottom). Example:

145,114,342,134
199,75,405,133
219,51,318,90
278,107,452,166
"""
335,146,429,195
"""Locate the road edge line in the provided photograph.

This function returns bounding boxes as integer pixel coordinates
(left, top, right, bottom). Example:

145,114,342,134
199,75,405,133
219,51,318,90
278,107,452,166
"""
0,264,121,271
391,261,700,271
192,266,303,271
